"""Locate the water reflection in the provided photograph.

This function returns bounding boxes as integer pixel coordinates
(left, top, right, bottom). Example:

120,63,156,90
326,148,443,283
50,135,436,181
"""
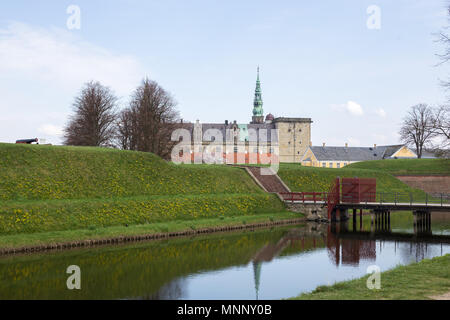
326,220,450,267
0,213,449,300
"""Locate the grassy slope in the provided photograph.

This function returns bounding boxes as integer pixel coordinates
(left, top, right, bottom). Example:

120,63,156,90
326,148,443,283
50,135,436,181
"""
346,159,450,176
291,254,450,300
278,164,429,198
0,144,287,236
0,143,262,200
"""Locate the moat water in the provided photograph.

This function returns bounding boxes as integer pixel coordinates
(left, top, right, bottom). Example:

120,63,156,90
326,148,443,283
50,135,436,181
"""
0,212,449,300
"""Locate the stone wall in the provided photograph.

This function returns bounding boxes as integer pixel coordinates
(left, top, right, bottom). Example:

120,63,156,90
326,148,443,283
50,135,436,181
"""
285,203,328,222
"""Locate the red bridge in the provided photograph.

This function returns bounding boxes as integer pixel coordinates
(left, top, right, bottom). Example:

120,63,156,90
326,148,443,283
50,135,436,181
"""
280,177,450,223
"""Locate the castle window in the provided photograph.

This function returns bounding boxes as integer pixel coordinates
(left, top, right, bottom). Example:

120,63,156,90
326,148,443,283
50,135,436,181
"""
322,163,326,168
329,162,333,168
337,163,341,168
234,146,238,153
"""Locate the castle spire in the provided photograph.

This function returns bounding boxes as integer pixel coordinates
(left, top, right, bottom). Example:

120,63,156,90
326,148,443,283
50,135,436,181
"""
252,67,264,123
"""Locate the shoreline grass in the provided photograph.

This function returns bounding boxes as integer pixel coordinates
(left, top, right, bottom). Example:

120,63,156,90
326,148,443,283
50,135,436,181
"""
0,211,303,250
291,254,450,300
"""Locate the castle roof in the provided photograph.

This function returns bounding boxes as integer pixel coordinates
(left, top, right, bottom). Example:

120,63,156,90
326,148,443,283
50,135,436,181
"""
182,122,278,142
307,145,411,161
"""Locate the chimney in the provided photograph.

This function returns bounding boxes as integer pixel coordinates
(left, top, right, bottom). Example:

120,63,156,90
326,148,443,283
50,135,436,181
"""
345,143,348,148
323,143,326,147
374,144,377,149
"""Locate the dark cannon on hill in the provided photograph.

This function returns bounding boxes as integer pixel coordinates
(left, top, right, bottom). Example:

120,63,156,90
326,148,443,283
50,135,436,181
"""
16,138,39,144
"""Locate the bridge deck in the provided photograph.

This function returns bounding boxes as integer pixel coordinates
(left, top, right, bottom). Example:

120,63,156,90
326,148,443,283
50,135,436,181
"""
284,200,450,212
336,202,450,212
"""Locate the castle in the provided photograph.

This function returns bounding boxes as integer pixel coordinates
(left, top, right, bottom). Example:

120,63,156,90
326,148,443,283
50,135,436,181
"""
180,68,312,164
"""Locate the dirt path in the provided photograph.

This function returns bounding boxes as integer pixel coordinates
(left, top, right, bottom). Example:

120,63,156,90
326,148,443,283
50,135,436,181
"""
245,167,290,193
429,291,450,300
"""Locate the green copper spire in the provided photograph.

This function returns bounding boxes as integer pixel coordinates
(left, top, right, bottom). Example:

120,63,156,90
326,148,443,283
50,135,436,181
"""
253,66,264,117
253,261,262,300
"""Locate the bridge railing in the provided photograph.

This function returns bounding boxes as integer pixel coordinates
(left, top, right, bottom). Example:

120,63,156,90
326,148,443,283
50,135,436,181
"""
341,192,450,207
280,191,450,207
279,192,328,204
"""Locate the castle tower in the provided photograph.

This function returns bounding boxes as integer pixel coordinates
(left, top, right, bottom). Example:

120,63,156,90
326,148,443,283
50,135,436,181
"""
251,67,264,124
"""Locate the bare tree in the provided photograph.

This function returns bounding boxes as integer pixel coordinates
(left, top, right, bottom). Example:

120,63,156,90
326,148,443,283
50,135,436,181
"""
399,104,437,158
432,105,450,143
437,5,450,91
116,78,180,159
430,105,450,158
116,109,137,151
64,81,118,147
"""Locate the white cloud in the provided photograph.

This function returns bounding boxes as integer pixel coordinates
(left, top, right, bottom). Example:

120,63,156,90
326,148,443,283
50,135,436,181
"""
0,22,142,96
375,108,387,118
38,124,64,137
331,101,364,116
0,22,144,144
346,101,363,116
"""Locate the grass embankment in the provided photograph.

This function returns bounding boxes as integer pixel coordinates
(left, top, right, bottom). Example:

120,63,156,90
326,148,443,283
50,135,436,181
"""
346,159,450,176
292,254,450,300
0,144,290,239
0,212,301,250
278,164,429,198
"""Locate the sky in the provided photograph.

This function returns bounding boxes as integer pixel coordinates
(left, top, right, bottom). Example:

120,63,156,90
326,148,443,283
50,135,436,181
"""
0,0,449,146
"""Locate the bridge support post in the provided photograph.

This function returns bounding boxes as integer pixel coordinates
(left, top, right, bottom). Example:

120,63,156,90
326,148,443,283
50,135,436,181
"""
419,212,424,231
376,211,380,231
385,211,389,231
413,211,417,234
387,211,391,231
413,210,432,235
360,209,363,230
